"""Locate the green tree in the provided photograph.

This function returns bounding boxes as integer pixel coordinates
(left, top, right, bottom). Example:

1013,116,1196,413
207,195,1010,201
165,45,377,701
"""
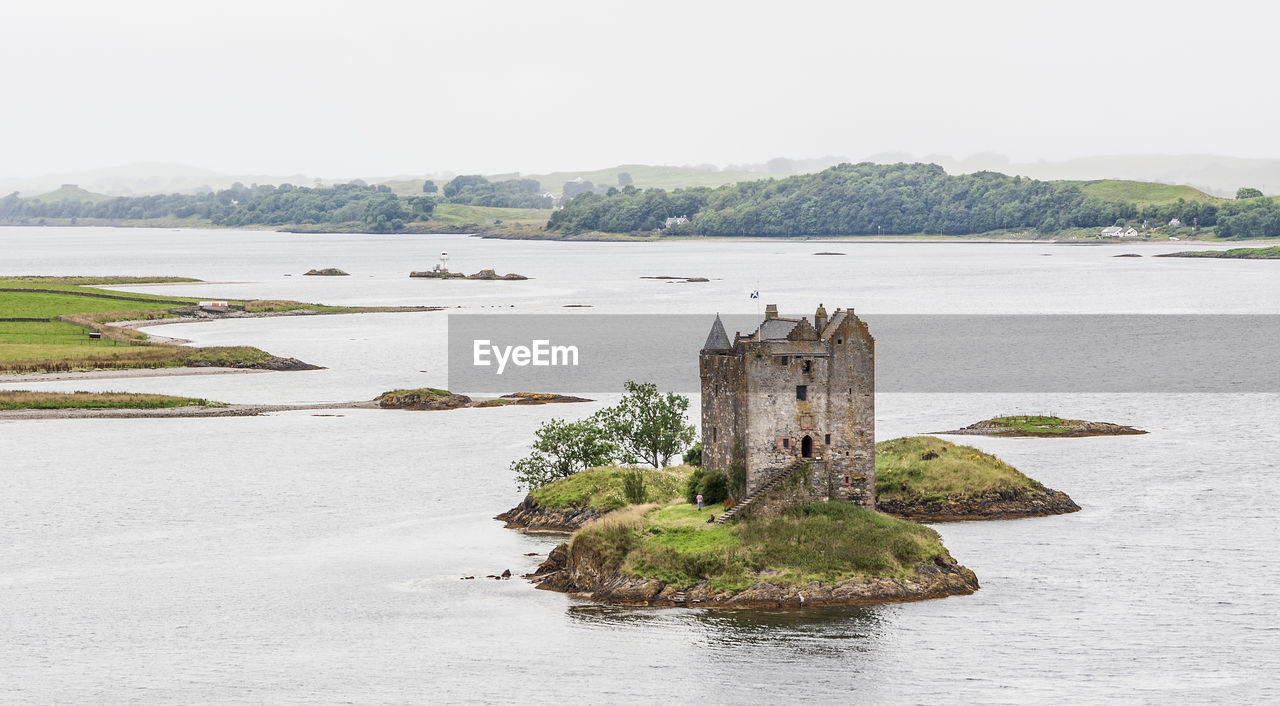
595,381,696,468
1237,187,1264,200
510,418,616,490
683,441,702,467
617,172,633,187
409,196,436,217
422,179,437,194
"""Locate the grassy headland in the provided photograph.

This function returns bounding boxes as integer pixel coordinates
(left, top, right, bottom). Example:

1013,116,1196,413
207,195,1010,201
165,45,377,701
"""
874,436,1080,520
1156,246,1280,259
0,390,223,410
0,276,430,374
875,436,1036,502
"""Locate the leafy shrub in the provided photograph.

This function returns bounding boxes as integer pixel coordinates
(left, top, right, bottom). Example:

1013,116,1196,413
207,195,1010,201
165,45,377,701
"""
697,471,729,504
683,441,702,467
685,468,705,504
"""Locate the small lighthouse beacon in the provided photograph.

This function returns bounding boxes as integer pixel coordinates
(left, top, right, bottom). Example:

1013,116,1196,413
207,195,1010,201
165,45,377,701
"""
433,251,450,273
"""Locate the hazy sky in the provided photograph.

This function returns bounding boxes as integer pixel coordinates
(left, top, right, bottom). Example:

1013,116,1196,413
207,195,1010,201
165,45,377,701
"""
1,0,1276,178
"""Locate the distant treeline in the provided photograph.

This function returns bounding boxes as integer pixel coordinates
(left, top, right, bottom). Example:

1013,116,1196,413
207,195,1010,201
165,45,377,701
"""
440,176,552,209
1,183,434,232
547,162,1280,238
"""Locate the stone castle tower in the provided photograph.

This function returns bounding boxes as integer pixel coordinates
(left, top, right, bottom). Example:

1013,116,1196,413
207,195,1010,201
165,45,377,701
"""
699,304,875,507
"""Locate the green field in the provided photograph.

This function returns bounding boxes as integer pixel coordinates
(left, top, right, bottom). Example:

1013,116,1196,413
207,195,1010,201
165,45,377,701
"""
0,276,263,372
1072,179,1221,207
428,203,552,228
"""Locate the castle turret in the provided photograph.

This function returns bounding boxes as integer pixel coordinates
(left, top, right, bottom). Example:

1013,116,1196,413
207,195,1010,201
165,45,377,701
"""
814,303,828,332
764,304,778,320
703,314,731,351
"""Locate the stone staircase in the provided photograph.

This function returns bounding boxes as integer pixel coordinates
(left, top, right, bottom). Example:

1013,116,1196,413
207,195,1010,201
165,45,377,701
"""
714,460,811,525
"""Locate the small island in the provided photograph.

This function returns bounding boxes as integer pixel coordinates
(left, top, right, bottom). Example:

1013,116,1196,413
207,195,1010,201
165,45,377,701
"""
1155,246,1280,259
936,415,1146,437
303,268,350,276
409,269,528,280
531,500,977,608
376,388,590,411
873,436,1079,521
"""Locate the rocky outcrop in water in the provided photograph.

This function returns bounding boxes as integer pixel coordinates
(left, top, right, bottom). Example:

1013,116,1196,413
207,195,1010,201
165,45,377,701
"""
495,496,603,532
376,390,472,410
409,269,528,280
530,540,979,608
187,356,323,371
877,486,1080,522
303,268,350,276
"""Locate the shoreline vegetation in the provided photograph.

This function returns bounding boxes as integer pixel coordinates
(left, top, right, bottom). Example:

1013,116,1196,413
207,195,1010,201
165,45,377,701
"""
936,415,1147,437
7,164,1278,241
1155,245,1280,259
0,390,223,410
0,276,438,375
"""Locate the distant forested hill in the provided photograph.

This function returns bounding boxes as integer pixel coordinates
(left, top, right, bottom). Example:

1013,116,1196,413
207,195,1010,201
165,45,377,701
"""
0,182,435,233
547,162,1279,239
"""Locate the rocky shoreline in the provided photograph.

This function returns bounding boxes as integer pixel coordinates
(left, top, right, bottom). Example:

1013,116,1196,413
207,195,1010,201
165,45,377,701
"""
876,486,1080,522
529,542,979,608
494,496,603,533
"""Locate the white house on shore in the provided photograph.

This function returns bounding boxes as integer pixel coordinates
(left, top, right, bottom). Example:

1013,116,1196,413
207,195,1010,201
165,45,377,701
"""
1100,226,1140,238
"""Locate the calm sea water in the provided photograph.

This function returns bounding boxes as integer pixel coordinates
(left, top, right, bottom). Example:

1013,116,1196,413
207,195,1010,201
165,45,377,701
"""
1,227,1278,703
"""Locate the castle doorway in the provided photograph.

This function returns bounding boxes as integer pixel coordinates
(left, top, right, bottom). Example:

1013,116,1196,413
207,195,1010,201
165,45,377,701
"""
801,435,813,458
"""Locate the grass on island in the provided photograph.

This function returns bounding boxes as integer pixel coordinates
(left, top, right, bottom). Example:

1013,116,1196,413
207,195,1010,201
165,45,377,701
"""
0,390,224,410
571,500,949,591
1158,246,1280,259
379,387,452,398
531,465,694,512
874,436,1037,503
982,415,1084,435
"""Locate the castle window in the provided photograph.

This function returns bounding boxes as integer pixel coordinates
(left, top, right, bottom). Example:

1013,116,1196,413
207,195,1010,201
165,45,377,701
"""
836,339,843,345
779,356,789,366
782,438,790,449
796,385,807,401
712,427,717,443
825,433,831,444
802,360,812,374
